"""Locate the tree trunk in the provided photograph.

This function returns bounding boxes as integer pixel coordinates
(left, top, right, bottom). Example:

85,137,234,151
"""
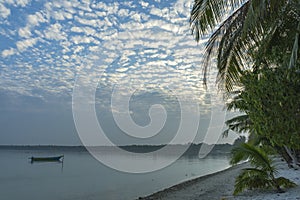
294,149,300,167
283,146,300,169
276,146,293,167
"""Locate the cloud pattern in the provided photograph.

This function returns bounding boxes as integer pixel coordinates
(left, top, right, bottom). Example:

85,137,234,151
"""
0,0,215,109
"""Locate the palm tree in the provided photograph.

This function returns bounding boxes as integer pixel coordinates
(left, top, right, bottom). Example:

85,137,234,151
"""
190,0,300,92
190,1,300,194
231,143,296,195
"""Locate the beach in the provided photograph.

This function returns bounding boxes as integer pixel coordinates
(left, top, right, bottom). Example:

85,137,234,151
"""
139,160,300,200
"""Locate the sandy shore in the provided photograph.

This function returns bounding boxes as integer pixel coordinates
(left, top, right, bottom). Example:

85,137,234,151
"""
138,160,300,200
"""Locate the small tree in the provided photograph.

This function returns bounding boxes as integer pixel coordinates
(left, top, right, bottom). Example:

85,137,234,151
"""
231,143,296,195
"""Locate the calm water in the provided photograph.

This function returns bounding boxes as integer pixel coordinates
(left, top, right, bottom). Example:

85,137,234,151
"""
0,148,230,200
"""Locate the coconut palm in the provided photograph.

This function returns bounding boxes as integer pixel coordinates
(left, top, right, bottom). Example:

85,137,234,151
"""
190,0,300,92
190,1,300,194
231,143,296,195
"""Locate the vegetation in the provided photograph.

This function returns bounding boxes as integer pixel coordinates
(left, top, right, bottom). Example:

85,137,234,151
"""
190,0,300,92
231,143,296,195
190,0,300,195
225,67,300,167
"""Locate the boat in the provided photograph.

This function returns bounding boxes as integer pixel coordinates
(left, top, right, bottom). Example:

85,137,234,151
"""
30,155,64,163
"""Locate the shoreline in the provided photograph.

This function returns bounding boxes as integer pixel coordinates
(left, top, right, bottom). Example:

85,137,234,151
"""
137,162,249,200
138,160,300,200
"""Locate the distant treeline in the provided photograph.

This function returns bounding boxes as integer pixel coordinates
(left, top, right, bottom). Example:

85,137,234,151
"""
0,138,245,156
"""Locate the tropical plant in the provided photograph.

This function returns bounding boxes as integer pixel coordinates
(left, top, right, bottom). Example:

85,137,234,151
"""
190,0,300,92
189,0,300,195
240,68,300,149
231,143,296,195
224,66,300,166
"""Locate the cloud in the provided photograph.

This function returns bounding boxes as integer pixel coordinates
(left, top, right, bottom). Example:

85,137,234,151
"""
4,0,31,7
27,12,48,27
150,7,164,17
0,3,10,19
0,0,212,105
18,26,32,38
74,16,99,27
118,9,129,17
70,26,96,36
52,10,66,21
93,2,119,14
139,1,149,8
1,48,16,57
43,23,67,41
16,38,38,52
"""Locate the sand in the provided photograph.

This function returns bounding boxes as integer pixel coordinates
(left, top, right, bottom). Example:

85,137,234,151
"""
138,160,300,200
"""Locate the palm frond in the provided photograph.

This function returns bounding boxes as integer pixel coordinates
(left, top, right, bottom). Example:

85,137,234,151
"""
222,114,251,137
241,0,286,37
190,0,293,92
275,177,297,188
216,2,256,91
233,168,271,195
230,143,274,172
226,91,249,112
247,133,272,148
234,170,297,195
201,2,250,91
232,144,297,195
190,0,247,40
251,21,281,70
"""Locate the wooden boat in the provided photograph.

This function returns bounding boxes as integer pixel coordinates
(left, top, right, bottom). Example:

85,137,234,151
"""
30,155,64,163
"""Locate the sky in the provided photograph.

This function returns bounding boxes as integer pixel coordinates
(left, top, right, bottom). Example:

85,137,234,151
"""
0,0,238,145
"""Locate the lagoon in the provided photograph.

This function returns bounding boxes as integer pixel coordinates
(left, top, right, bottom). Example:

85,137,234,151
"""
0,147,230,200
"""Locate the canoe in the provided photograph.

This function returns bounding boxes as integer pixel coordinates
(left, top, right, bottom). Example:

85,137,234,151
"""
30,155,64,163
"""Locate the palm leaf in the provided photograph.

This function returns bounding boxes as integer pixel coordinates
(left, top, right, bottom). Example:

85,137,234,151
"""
190,0,295,92
190,0,246,40
233,168,271,195
231,143,297,195
230,143,275,173
275,177,297,188
234,170,297,195
222,114,251,137
201,2,250,91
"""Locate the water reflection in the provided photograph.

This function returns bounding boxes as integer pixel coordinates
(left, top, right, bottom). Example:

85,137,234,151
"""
0,147,230,200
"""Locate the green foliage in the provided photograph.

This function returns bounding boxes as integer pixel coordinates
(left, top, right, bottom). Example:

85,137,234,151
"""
192,0,300,150
231,143,296,195
224,65,300,151
230,143,274,172
191,0,300,195
234,168,296,195
232,136,247,147
190,0,300,92
233,168,272,195
276,177,297,189
238,67,300,149
222,114,252,137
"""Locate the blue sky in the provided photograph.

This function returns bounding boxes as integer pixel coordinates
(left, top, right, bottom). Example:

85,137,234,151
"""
0,0,237,145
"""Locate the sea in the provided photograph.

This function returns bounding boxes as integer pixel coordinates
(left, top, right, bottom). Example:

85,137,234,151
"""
0,146,231,200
